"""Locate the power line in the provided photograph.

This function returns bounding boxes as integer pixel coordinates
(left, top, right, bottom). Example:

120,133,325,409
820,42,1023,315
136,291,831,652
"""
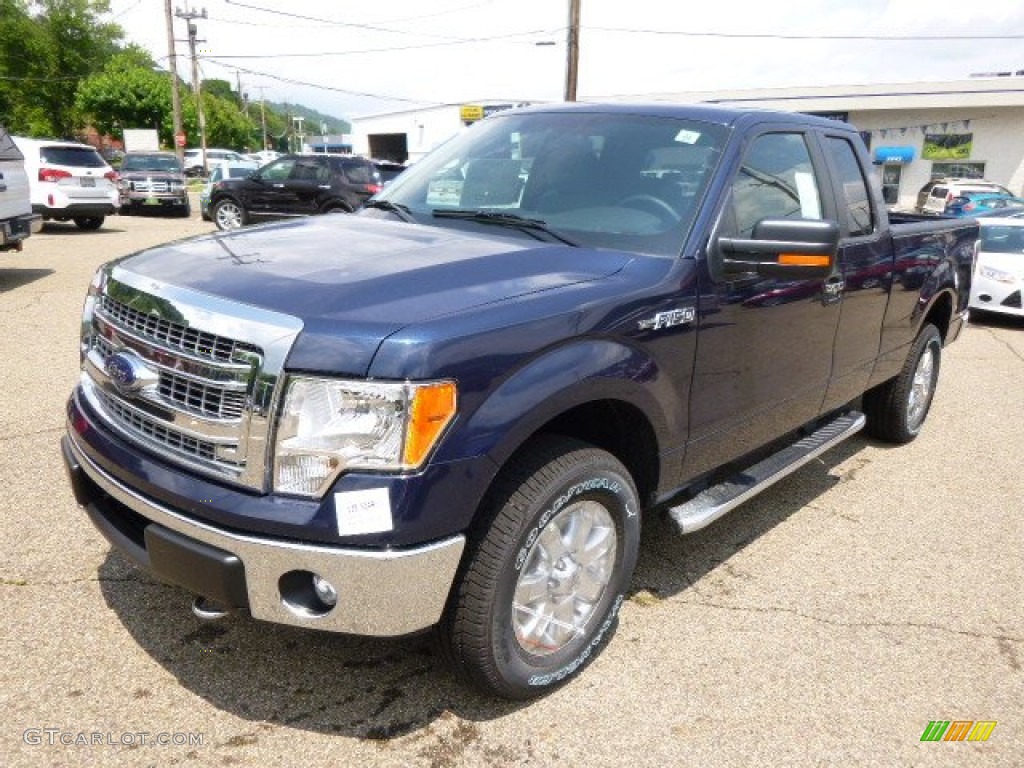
586,26,1024,41
222,0,462,40
198,27,561,59
202,58,447,105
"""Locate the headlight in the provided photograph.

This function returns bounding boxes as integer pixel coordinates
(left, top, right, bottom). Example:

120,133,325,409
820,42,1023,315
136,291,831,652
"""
980,265,1017,284
80,267,106,362
273,377,457,497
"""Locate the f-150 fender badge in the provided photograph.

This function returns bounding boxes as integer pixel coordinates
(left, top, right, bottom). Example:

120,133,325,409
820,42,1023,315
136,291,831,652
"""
638,307,696,331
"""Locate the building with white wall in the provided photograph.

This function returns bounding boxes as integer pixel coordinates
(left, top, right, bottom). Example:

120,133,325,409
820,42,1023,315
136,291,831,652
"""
349,79,1024,210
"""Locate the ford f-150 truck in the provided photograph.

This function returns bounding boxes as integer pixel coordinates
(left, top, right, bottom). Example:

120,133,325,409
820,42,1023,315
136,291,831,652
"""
62,104,977,699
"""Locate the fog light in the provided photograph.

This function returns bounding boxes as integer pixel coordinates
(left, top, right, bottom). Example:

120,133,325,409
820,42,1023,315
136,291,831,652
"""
312,574,338,607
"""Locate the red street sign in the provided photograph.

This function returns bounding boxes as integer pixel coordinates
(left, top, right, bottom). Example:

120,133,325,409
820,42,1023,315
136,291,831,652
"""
175,132,187,147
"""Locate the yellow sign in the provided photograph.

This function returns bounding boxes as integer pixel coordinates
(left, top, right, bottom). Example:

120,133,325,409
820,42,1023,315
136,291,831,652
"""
460,105,484,122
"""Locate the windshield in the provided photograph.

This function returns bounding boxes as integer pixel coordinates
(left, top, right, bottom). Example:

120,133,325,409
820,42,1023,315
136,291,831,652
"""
121,154,182,173
377,110,727,256
980,226,1024,254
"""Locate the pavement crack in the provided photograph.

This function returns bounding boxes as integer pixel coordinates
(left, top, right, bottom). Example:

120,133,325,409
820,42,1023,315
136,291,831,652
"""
675,597,1024,644
982,327,1024,364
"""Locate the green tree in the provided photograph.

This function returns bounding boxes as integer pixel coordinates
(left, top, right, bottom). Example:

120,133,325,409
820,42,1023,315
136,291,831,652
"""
76,47,173,143
0,0,53,133
29,0,123,136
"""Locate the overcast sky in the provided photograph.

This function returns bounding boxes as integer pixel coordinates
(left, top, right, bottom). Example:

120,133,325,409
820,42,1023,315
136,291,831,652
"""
106,0,1024,119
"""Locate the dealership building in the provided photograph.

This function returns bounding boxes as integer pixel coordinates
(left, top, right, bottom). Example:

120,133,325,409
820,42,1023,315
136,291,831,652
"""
347,77,1024,210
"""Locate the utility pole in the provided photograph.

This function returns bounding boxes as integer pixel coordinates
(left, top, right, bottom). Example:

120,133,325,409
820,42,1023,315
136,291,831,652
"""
176,5,208,175
164,0,184,160
565,0,581,102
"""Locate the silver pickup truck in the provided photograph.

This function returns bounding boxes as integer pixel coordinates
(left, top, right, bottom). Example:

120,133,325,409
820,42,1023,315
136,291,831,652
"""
0,126,41,252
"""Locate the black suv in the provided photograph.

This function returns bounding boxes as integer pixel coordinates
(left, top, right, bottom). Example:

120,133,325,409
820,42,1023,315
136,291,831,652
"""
208,154,381,230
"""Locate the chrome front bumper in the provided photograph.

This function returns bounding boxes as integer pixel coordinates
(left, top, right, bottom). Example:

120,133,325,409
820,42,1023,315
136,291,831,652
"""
64,430,465,637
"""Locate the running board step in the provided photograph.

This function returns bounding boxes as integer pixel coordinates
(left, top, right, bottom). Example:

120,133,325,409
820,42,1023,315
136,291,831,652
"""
667,411,866,535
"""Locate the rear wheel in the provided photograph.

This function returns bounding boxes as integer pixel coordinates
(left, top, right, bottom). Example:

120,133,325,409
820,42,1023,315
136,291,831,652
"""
213,198,246,230
864,323,942,443
439,435,640,699
73,216,104,230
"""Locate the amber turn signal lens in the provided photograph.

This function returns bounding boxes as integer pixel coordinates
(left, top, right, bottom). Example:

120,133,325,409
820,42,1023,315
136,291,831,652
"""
778,253,831,267
403,382,457,467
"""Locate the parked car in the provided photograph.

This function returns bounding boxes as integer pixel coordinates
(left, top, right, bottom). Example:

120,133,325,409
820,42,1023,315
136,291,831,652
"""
199,161,259,221
0,125,42,251
245,149,280,165
969,217,1024,318
182,147,249,177
944,191,1024,216
117,151,190,217
208,153,381,230
371,159,406,186
12,135,119,230
915,178,1012,215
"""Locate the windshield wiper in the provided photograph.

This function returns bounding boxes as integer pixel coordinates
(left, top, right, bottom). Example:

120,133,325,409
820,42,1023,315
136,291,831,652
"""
363,199,417,223
432,209,578,247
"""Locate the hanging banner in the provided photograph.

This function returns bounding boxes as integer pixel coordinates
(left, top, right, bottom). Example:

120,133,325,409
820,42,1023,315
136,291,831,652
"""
922,133,973,160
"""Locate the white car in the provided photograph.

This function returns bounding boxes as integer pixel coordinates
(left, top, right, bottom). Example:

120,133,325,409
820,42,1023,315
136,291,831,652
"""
11,136,119,230
182,148,249,177
970,217,1024,318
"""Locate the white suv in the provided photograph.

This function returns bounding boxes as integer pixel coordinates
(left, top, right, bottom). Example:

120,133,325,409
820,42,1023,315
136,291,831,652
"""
12,136,119,230
915,178,1012,215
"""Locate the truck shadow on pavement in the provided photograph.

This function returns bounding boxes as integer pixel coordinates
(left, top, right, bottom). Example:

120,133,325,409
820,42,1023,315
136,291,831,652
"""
96,434,871,742
0,268,53,292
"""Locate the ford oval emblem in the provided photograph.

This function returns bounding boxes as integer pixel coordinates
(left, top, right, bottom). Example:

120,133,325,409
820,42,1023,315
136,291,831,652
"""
104,351,158,396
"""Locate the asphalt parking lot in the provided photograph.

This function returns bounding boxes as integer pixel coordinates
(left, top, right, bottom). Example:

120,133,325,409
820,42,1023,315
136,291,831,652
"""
1,211,1021,767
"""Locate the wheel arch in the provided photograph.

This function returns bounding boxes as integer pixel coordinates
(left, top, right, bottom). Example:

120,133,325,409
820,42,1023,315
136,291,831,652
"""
448,339,677,512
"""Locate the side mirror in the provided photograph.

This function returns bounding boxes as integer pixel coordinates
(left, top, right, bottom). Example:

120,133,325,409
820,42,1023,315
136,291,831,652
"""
714,218,840,280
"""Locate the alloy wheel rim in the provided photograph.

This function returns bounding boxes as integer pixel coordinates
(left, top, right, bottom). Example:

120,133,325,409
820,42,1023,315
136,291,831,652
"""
908,344,935,429
512,500,617,656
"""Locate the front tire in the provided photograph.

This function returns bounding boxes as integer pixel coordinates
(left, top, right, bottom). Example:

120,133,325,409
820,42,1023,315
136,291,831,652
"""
212,198,247,230
439,435,640,699
864,323,942,443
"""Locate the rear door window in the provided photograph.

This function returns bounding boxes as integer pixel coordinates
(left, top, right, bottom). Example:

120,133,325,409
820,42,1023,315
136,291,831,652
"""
824,137,874,237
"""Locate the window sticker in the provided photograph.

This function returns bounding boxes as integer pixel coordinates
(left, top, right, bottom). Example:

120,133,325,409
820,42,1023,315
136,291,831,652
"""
426,179,463,207
334,487,393,536
794,171,822,219
674,129,701,145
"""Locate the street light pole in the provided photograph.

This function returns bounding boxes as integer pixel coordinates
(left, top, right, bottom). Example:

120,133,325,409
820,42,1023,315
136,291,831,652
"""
565,0,581,102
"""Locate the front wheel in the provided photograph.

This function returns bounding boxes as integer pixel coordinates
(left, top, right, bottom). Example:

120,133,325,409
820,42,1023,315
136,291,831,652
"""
864,323,942,443
73,216,104,230
212,198,247,230
439,435,640,699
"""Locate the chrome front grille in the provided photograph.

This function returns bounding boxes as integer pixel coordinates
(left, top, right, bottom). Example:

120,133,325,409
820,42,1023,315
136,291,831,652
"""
96,389,219,462
134,180,169,193
100,294,260,363
81,270,303,490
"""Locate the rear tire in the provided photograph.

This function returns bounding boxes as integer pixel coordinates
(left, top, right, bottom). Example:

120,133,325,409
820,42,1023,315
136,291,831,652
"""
438,435,640,699
864,323,942,443
73,216,104,230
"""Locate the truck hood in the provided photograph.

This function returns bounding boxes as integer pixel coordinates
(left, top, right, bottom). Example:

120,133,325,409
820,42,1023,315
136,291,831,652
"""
115,216,632,375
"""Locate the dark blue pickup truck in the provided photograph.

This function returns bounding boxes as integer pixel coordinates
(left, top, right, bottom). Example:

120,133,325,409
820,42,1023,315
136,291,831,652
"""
63,104,977,699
